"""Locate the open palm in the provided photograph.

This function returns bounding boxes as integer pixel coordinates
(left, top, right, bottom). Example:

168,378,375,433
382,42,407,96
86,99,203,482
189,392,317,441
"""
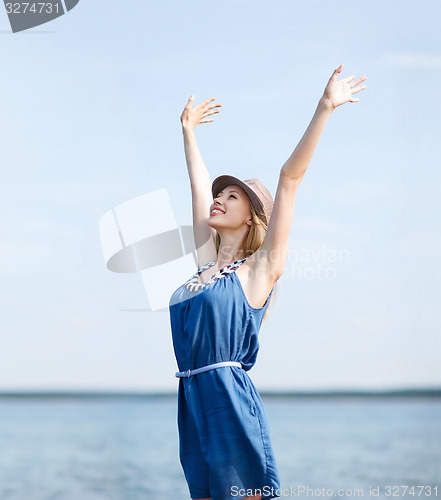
180,95,222,131
323,64,367,109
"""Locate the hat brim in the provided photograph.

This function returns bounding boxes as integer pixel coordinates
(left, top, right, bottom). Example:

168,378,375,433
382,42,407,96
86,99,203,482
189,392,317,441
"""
211,175,267,225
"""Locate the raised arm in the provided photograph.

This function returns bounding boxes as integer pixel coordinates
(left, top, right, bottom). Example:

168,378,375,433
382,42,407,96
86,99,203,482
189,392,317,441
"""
256,65,367,279
180,95,222,267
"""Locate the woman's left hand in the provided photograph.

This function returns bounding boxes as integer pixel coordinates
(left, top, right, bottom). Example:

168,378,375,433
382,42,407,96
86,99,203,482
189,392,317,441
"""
322,64,367,110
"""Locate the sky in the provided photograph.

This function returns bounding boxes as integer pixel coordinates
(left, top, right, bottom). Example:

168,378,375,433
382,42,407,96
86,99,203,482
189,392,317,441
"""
0,0,440,393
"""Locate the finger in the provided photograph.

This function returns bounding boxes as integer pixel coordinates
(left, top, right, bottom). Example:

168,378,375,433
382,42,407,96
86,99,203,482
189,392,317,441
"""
343,74,356,83
331,64,343,79
195,97,217,109
202,110,220,118
349,76,367,88
200,119,214,123
185,94,195,109
203,104,222,113
349,98,360,103
351,84,367,94
203,107,220,115
202,103,222,112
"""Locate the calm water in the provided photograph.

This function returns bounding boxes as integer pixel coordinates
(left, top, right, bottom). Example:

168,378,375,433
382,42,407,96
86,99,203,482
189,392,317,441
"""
0,396,440,500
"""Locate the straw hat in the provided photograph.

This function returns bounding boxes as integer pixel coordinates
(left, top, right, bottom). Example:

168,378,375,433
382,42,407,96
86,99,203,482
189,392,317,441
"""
211,175,274,226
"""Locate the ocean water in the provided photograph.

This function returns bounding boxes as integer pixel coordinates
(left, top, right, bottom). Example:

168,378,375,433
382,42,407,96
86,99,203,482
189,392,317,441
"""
0,396,440,500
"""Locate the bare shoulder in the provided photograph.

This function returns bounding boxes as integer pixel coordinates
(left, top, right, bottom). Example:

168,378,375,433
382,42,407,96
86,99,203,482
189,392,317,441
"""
235,250,278,309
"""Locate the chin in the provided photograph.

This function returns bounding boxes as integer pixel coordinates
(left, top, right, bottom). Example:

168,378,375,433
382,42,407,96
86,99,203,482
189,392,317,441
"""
207,218,219,229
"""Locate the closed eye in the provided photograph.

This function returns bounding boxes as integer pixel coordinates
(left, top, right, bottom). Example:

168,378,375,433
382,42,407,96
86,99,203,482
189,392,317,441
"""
214,192,238,199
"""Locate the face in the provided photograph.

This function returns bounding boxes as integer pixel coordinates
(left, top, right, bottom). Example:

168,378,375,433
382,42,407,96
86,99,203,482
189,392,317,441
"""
208,185,252,230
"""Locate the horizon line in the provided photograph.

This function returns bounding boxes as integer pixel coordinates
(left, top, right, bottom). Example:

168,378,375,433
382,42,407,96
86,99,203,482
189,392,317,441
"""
1,387,441,398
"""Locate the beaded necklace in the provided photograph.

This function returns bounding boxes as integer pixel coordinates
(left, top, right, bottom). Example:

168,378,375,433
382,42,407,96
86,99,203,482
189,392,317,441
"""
184,258,248,292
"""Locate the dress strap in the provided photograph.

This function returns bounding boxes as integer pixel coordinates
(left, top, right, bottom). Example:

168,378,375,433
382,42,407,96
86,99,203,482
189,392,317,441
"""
184,258,248,292
197,261,216,274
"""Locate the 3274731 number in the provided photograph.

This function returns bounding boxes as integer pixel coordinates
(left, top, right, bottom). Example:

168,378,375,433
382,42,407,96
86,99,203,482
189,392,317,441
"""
384,485,438,496
5,2,60,14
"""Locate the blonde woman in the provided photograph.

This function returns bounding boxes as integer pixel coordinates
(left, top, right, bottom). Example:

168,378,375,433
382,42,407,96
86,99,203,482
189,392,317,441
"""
169,64,367,500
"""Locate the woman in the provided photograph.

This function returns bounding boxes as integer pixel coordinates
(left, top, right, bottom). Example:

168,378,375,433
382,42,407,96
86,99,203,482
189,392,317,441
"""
169,64,367,500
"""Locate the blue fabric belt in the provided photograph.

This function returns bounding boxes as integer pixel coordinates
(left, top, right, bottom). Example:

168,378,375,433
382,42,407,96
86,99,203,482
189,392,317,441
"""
175,361,242,378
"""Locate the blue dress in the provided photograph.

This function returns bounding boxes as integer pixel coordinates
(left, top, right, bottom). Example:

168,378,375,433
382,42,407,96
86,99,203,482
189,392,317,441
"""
169,258,281,500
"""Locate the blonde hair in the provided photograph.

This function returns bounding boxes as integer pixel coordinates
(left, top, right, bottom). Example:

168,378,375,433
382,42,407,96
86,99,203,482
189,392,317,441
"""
214,201,278,323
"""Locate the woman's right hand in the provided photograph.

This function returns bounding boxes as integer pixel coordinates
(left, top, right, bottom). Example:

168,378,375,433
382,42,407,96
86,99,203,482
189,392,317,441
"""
180,95,222,131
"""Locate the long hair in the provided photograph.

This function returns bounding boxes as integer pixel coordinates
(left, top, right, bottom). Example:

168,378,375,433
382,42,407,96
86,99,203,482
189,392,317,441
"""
214,201,278,323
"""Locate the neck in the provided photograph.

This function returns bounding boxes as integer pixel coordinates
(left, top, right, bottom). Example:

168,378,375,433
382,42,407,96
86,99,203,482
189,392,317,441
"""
216,229,249,268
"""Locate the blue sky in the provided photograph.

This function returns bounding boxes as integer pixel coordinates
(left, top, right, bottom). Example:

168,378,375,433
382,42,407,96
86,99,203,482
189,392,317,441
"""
0,0,440,392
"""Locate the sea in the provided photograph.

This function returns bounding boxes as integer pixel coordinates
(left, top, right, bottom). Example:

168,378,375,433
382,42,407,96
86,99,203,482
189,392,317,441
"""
0,394,440,500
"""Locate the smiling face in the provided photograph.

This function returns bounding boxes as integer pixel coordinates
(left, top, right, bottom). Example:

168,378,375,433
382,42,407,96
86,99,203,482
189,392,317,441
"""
207,184,252,231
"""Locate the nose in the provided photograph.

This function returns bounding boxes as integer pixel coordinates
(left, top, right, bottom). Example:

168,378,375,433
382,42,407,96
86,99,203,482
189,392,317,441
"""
211,196,224,213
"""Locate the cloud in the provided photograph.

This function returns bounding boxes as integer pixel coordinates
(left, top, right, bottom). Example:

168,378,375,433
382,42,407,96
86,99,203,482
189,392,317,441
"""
399,232,441,255
318,179,408,211
381,52,441,69
0,241,58,275
293,215,364,237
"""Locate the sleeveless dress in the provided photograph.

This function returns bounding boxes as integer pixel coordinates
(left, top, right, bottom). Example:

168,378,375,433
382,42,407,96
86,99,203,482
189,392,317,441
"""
169,257,281,500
